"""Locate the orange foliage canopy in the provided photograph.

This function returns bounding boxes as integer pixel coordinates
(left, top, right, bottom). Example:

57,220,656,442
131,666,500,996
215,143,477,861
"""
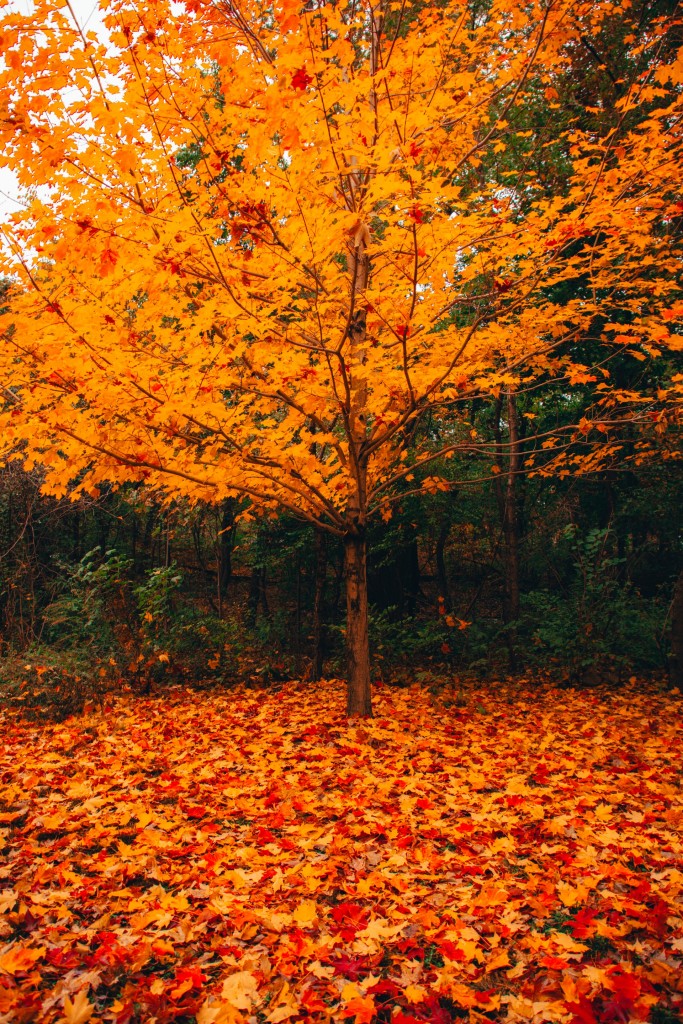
0,0,682,522
1,681,682,1022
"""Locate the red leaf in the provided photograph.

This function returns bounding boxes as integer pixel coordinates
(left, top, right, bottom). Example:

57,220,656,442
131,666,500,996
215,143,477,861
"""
438,940,466,962
291,67,313,91
566,996,599,1024
185,805,207,818
570,907,597,939
331,953,370,980
539,954,569,970
331,902,367,927
606,966,641,1006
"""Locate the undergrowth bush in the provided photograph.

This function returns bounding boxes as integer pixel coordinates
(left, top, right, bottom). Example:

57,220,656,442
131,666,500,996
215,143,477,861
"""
134,565,242,685
0,550,246,716
447,528,666,681
367,608,445,678
520,527,666,682
42,548,134,658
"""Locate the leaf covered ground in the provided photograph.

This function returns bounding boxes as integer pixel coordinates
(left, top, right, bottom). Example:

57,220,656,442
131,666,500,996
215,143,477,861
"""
1,681,682,1024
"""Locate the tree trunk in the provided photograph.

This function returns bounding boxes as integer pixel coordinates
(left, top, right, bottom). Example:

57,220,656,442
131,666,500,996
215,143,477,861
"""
311,528,327,682
295,548,302,676
344,530,372,717
504,391,521,607
142,504,158,569
435,519,451,610
246,567,260,629
669,569,683,689
494,390,522,672
218,499,236,601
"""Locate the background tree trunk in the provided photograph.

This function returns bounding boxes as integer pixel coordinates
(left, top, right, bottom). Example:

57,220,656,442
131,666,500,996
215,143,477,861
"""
669,569,683,689
436,518,452,611
494,390,522,672
344,530,372,717
216,499,236,617
311,528,327,682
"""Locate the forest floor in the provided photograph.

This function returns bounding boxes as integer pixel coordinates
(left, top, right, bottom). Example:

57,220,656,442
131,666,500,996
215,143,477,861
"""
0,680,682,1024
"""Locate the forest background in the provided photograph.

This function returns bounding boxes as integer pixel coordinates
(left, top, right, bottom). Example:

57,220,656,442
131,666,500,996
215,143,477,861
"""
1,332,681,716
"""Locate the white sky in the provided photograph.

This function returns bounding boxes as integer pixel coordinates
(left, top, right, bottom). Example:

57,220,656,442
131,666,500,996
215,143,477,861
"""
0,0,106,219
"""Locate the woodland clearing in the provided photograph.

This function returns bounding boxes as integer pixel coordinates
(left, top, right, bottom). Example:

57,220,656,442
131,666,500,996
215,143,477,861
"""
0,680,681,1024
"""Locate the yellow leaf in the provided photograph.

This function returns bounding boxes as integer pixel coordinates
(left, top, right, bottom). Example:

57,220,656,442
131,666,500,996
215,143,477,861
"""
457,939,480,962
0,943,46,975
266,998,299,1023
474,883,508,908
292,900,317,926
557,880,592,907
550,932,588,954
197,1001,243,1024
404,984,427,1004
221,971,260,1010
358,918,406,942
485,950,510,973
62,990,94,1024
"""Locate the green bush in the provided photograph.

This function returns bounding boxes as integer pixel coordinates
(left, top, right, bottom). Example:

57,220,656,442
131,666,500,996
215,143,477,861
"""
369,607,446,673
135,565,241,683
2,555,244,712
519,527,665,681
42,547,134,656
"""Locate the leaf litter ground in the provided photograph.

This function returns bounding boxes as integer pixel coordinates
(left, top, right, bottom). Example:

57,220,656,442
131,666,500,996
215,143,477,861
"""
1,680,682,1024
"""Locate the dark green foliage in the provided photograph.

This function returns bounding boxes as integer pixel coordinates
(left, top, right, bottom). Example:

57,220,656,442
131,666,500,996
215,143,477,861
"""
369,608,445,675
135,565,240,683
651,1007,682,1024
520,528,666,682
43,548,133,656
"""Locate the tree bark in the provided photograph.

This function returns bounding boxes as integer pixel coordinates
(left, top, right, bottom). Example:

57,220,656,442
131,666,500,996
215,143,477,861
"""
247,566,270,624
435,518,451,610
218,499,236,601
340,10,377,716
311,528,327,682
494,389,522,672
344,216,371,716
344,529,372,717
669,569,683,689
503,390,521,621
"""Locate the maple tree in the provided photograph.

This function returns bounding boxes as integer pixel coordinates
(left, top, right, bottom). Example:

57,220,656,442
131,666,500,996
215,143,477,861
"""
1,680,682,1022
1,0,682,714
